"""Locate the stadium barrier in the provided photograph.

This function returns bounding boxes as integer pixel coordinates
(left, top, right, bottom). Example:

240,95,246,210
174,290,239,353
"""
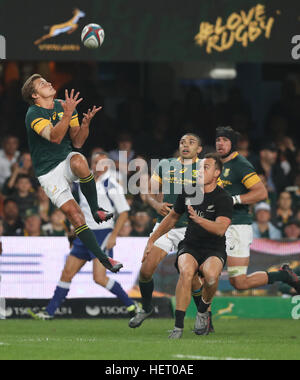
172,296,300,320
4,297,173,319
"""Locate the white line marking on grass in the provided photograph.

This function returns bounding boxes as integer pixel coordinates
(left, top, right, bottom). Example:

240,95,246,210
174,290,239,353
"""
174,354,259,361
0,342,9,346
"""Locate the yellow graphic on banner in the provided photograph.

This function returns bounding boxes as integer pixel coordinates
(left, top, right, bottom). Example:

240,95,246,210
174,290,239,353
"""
34,8,85,47
195,4,278,54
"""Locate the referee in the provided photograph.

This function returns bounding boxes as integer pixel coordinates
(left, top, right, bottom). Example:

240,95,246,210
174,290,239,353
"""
143,153,233,339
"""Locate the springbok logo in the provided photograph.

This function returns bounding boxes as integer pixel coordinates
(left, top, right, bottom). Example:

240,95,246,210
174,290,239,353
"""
34,8,85,45
215,302,235,318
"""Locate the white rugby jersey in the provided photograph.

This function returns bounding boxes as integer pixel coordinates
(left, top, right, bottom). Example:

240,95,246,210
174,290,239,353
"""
79,170,130,230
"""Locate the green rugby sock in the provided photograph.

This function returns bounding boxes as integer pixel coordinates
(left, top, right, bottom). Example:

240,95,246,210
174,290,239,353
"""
75,225,107,262
79,173,99,215
139,278,154,313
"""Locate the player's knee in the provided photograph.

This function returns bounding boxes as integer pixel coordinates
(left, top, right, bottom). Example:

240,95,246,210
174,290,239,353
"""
203,271,218,287
70,154,86,172
180,268,195,283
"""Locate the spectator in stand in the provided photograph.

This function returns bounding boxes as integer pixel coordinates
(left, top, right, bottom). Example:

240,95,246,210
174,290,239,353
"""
1,151,38,196
0,135,20,190
2,198,23,236
10,174,38,220
272,191,294,232
283,220,300,240
118,219,133,237
21,214,43,237
109,133,135,188
256,142,288,194
252,202,282,239
130,210,153,237
42,209,68,237
277,136,297,185
257,174,277,210
237,134,257,166
36,186,55,224
290,173,300,211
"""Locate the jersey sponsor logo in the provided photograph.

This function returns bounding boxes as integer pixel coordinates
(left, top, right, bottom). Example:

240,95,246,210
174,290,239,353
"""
223,168,231,177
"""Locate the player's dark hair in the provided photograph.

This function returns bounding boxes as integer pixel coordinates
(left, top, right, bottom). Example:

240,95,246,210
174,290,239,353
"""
181,133,202,146
205,152,223,173
21,73,42,105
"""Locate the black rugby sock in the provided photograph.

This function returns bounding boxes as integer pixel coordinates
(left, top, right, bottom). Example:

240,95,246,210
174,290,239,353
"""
175,310,185,329
139,278,154,313
198,297,211,314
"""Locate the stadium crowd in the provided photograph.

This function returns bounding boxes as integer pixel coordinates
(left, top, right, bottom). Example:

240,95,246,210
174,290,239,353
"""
0,62,300,240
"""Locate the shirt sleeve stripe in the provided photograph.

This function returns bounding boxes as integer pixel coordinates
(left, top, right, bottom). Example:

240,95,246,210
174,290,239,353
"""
244,174,261,189
241,172,256,184
30,118,43,129
69,116,79,128
31,119,51,134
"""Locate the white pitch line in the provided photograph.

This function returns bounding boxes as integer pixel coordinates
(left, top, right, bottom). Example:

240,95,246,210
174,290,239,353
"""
174,354,258,361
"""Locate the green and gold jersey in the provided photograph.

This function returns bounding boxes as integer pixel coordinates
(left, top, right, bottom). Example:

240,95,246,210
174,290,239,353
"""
218,152,261,225
152,157,200,228
25,99,79,177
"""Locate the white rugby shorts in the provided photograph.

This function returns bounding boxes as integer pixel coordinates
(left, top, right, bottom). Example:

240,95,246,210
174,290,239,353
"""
38,152,84,208
152,223,186,254
225,224,253,258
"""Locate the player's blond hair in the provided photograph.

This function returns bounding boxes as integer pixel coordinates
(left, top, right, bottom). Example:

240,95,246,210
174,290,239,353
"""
21,74,42,105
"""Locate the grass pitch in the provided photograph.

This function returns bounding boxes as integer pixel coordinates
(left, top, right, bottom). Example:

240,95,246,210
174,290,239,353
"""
0,319,299,360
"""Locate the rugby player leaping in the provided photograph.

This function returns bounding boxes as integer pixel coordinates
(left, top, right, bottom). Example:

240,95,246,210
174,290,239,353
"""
22,74,122,273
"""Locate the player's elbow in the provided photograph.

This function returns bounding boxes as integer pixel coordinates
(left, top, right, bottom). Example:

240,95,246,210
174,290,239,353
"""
260,188,268,201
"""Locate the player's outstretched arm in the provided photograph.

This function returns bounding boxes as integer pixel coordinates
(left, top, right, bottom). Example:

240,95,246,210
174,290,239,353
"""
142,210,180,262
70,105,102,149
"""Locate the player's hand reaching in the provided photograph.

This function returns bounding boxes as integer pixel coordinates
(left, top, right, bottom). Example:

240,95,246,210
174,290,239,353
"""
188,205,201,224
156,202,173,217
58,89,83,117
142,240,154,263
81,105,102,127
